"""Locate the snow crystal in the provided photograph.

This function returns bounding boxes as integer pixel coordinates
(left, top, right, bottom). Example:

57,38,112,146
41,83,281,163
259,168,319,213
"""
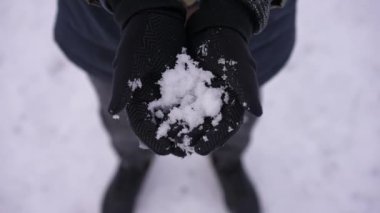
218,58,226,65
128,78,142,91
197,41,209,56
223,92,230,103
218,57,237,66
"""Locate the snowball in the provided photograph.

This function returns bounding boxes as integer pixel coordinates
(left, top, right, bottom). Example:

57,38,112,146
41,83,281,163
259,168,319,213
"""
148,51,227,154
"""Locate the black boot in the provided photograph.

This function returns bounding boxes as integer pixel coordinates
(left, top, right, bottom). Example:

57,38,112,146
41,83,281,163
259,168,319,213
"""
211,157,261,213
102,161,151,213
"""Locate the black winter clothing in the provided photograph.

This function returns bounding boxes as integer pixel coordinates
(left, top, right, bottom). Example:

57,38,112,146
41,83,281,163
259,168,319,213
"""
54,0,296,86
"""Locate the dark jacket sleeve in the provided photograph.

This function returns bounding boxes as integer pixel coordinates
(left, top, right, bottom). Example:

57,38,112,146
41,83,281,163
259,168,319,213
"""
237,0,288,31
84,0,287,35
185,0,283,42
271,0,287,8
85,0,287,14
238,0,287,33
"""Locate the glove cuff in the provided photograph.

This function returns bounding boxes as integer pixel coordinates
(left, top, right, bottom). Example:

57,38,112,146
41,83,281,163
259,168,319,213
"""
109,0,186,29
187,0,272,41
187,0,253,41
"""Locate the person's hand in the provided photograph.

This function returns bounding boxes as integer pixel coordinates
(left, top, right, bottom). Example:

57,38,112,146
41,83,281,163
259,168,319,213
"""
107,1,186,155
186,28,261,155
185,0,264,155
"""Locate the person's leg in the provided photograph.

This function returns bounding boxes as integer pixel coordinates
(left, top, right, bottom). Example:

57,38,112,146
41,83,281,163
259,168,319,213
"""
88,74,153,167
87,74,153,213
210,113,261,213
211,112,257,165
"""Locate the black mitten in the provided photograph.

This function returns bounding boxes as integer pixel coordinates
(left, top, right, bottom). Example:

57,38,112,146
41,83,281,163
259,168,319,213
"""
186,0,269,155
107,0,186,155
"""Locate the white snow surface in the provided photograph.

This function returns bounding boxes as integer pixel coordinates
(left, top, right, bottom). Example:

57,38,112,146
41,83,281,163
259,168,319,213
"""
148,52,224,142
1,1,380,213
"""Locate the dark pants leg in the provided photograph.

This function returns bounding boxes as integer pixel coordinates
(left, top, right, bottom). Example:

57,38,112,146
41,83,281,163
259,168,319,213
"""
212,112,257,165
88,74,153,168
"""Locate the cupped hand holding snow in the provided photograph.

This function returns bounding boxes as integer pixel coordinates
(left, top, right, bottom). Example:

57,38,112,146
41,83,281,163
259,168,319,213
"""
148,52,228,155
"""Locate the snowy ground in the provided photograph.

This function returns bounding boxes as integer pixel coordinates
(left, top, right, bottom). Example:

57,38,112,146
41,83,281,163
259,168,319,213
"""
1,1,379,213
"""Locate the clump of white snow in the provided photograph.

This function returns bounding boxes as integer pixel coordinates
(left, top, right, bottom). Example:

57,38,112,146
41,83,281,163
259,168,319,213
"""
148,51,227,154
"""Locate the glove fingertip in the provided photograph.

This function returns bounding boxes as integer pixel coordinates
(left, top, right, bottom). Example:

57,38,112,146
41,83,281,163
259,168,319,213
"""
155,148,171,156
108,106,121,116
194,139,212,156
251,105,263,117
153,138,173,156
195,145,211,156
150,143,171,156
244,101,263,117
108,96,128,115
171,147,187,158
